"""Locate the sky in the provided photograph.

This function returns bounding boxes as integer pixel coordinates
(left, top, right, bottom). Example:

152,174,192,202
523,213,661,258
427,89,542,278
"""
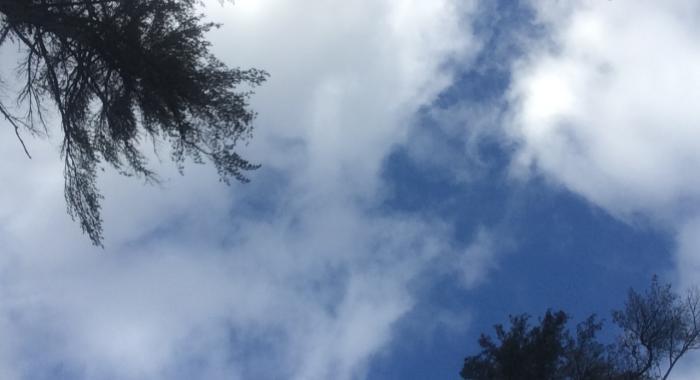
2,0,700,379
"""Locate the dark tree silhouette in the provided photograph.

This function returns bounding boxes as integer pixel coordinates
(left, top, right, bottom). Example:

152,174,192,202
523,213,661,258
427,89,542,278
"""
612,276,700,380
0,0,267,245
460,311,618,380
461,277,700,380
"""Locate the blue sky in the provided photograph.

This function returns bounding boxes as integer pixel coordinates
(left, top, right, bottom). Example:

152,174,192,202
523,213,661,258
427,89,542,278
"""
2,0,700,379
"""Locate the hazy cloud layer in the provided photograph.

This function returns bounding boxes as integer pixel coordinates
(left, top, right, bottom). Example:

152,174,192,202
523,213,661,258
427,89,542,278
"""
0,1,484,379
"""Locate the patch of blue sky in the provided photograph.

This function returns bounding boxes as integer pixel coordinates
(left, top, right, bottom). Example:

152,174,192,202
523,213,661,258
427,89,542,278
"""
367,1,676,378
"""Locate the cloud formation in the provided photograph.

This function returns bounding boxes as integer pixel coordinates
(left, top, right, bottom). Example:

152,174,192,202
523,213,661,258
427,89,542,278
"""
0,1,483,379
508,0,700,282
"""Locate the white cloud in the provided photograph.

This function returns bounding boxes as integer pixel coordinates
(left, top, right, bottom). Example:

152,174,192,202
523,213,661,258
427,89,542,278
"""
0,1,483,379
455,228,499,289
666,350,700,380
209,0,477,197
508,0,700,284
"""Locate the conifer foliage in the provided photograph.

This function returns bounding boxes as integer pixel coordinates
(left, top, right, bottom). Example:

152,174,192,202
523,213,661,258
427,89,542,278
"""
0,0,267,245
